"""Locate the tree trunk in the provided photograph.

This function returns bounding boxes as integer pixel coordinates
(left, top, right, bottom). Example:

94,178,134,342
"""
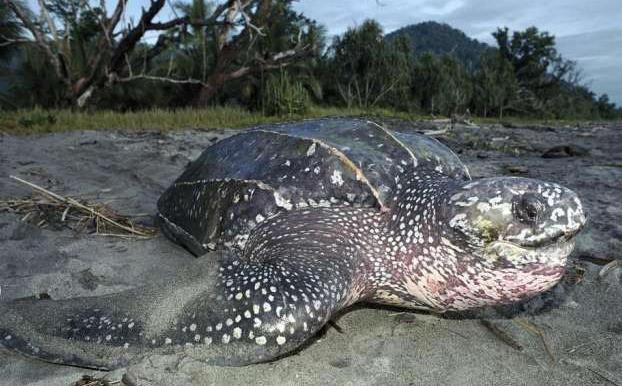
195,72,227,106
196,85,218,106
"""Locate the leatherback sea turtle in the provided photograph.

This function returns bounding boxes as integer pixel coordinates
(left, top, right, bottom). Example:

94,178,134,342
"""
0,118,586,369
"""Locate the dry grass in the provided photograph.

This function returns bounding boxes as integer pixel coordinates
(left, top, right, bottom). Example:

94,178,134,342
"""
1,176,156,239
72,375,121,386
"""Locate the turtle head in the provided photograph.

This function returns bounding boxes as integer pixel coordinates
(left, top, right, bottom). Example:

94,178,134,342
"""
434,177,586,309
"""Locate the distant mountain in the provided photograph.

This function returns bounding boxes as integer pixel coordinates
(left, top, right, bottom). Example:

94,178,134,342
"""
386,21,493,70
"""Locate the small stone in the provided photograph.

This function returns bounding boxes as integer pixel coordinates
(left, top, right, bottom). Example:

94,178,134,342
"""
503,165,528,175
542,144,589,158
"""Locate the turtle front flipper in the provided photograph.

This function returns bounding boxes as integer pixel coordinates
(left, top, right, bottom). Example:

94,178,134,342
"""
0,229,362,369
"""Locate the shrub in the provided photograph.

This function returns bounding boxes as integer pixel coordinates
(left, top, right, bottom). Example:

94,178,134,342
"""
262,70,310,116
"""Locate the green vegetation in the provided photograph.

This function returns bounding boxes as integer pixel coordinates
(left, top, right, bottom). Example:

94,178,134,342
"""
386,21,492,71
261,70,310,116
0,106,423,135
1,0,620,123
327,20,412,109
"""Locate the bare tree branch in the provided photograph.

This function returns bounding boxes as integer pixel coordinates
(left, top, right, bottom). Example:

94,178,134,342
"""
115,73,212,87
36,0,59,42
3,0,68,84
4,0,317,107
236,0,265,37
0,34,30,46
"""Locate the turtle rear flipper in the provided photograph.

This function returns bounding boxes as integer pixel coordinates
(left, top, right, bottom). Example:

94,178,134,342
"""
0,235,358,369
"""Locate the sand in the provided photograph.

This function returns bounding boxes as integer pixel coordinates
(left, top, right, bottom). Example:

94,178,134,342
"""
0,120,621,386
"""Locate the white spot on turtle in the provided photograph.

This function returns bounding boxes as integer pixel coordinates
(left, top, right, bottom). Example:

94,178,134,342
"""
489,196,503,205
306,143,317,156
274,192,293,210
330,170,344,186
476,202,491,213
255,336,267,345
276,336,287,345
449,213,467,227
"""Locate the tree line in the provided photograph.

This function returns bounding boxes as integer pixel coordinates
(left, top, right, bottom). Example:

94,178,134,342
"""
1,0,620,120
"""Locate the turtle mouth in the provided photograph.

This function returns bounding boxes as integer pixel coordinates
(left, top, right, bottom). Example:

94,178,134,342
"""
497,234,576,253
485,236,576,269
508,224,583,249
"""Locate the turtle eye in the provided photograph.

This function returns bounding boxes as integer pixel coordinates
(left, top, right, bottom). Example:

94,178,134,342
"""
513,194,544,224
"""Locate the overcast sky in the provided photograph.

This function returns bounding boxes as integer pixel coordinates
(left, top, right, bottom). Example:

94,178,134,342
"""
293,0,622,106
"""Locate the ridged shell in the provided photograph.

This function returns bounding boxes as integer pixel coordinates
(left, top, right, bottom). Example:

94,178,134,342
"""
157,118,470,254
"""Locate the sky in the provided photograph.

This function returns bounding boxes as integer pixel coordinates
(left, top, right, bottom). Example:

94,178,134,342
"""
293,0,622,106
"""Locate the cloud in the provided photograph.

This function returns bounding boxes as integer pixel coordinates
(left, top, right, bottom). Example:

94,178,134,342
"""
420,0,465,16
557,29,622,105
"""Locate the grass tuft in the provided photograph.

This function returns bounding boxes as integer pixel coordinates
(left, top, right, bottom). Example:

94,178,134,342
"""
0,106,425,135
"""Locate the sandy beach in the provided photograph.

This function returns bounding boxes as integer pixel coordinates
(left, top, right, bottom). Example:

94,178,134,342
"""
1,120,621,386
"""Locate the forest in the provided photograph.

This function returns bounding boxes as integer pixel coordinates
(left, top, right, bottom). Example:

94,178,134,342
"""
1,0,620,121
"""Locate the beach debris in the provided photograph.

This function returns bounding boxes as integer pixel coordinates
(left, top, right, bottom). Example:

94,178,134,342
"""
328,319,345,334
480,319,523,351
73,374,121,386
503,165,529,175
599,260,621,279
577,254,616,266
513,318,555,362
566,264,586,285
1,175,156,239
422,127,450,136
